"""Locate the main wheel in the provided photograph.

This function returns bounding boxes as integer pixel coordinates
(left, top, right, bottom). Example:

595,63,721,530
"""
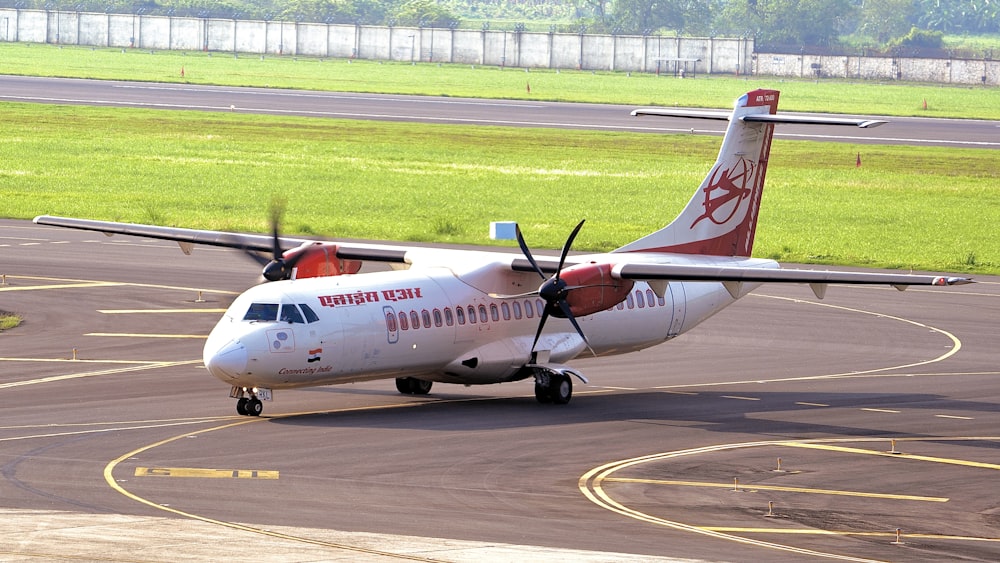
534,381,553,404
411,379,433,395
236,397,249,416
395,377,414,394
549,374,572,405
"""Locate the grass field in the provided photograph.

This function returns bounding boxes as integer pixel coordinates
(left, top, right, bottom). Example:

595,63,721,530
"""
4,102,996,274
2,43,999,119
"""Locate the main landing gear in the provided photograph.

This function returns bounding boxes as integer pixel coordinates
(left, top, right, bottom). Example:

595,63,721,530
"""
395,377,433,395
534,371,572,405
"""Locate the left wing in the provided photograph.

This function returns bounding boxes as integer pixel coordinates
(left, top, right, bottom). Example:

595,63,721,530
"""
33,215,411,263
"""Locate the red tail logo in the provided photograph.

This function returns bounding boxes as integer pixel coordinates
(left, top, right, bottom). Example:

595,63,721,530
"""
691,159,755,228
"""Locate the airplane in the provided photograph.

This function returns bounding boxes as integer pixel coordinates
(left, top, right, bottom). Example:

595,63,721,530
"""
34,89,971,416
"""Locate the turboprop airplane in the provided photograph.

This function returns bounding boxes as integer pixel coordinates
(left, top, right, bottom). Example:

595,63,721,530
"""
34,89,971,416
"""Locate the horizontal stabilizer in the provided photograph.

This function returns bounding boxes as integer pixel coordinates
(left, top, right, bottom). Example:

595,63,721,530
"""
631,108,887,128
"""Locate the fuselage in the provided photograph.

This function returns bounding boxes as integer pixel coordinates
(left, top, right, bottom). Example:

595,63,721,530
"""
203,251,774,390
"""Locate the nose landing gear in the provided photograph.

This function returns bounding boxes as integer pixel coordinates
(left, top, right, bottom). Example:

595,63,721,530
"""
231,386,266,416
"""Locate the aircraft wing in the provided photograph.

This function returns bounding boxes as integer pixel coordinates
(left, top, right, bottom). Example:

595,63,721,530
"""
610,262,971,299
32,215,411,263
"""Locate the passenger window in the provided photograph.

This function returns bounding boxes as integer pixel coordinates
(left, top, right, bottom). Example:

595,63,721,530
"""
513,301,522,319
410,311,420,330
456,306,466,325
244,303,278,322
468,305,476,324
280,304,305,324
399,312,409,330
431,309,441,327
479,305,488,323
646,289,656,307
501,302,510,320
385,311,397,332
299,303,320,323
626,292,634,309
444,308,454,326
490,303,499,322
636,290,645,308
524,300,534,318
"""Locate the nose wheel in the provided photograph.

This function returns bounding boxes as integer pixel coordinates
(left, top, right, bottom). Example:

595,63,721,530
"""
234,394,263,416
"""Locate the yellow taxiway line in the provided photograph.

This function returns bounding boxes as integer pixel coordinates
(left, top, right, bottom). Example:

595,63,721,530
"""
603,477,949,502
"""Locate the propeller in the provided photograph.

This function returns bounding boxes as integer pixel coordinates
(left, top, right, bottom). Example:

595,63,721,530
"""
260,197,302,281
515,219,594,356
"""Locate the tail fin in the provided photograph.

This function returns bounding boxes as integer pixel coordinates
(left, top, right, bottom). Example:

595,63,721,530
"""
616,90,887,257
616,89,780,257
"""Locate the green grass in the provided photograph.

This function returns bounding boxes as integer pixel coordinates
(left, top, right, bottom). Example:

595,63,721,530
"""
0,312,23,332
2,43,999,119
3,102,996,274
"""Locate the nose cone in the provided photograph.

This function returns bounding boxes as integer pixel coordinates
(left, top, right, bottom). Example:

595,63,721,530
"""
204,340,248,382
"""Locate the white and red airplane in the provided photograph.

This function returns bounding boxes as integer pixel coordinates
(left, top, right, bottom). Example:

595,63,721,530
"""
35,89,971,416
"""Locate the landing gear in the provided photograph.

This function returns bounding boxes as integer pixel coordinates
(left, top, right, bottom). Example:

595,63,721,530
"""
534,371,572,405
395,377,433,395
231,387,265,416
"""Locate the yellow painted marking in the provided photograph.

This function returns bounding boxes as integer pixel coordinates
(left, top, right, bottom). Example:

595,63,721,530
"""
0,281,124,292
656,389,698,395
98,308,227,314
603,477,948,502
702,528,1000,541
936,414,974,420
860,408,899,413
722,395,760,401
0,357,166,364
598,386,637,391
782,442,1000,470
135,467,278,479
86,332,208,339
0,275,239,295
795,402,829,407
0,359,202,390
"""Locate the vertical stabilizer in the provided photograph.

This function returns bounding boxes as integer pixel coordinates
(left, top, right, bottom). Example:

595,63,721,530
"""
616,89,780,257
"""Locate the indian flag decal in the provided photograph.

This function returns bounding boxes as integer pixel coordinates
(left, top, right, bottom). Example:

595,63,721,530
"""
307,348,323,363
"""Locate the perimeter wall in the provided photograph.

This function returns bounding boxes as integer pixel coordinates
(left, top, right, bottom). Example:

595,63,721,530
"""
1,8,996,86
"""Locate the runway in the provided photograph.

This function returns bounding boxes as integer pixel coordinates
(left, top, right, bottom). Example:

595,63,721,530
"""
3,219,999,562
1,75,998,149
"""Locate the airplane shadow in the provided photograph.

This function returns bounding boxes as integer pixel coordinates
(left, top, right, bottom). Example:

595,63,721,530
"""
267,388,1000,449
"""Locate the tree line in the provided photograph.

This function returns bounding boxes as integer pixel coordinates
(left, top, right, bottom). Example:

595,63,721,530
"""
3,0,997,51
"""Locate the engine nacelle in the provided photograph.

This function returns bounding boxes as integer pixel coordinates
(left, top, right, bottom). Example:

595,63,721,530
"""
559,262,634,317
285,242,362,279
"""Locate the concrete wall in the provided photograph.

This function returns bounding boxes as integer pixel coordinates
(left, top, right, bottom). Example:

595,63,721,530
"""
1,8,996,85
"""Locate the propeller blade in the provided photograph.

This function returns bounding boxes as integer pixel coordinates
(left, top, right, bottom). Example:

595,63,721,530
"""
530,306,551,354
555,219,585,281
515,223,546,280
557,299,595,356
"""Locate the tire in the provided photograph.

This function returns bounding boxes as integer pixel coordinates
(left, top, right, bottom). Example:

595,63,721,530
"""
395,377,414,394
411,379,433,395
246,398,263,416
236,397,249,416
534,382,552,404
550,374,572,405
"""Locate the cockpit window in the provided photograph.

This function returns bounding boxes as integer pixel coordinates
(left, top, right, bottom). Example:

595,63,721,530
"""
244,303,279,322
280,304,305,324
299,303,320,323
